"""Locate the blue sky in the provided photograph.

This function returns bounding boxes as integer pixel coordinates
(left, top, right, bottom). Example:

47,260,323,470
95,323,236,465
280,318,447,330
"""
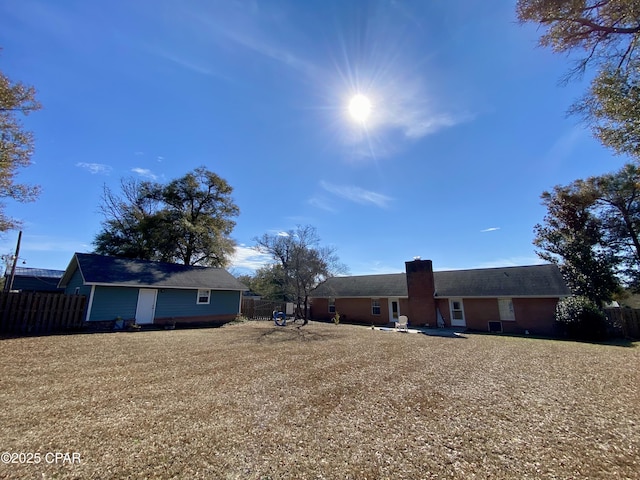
0,0,630,276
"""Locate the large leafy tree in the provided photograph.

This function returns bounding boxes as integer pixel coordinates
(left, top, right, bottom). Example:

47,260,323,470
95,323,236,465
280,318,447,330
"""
534,163,640,303
534,182,621,305
588,163,640,286
517,0,640,157
254,225,346,323
0,66,41,231
94,167,239,266
160,168,239,266
573,68,640,158
517,1,640,77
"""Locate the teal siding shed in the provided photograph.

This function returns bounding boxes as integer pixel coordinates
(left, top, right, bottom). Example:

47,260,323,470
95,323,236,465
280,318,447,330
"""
88,286,139,322
155,289,241,318
58,253,246,326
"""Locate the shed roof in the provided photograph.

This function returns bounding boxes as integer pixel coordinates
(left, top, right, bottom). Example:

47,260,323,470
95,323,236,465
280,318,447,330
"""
59,253,246,291
311,264,570,298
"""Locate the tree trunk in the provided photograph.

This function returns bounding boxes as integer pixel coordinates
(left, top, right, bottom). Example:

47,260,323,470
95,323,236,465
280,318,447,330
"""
621,213,640,264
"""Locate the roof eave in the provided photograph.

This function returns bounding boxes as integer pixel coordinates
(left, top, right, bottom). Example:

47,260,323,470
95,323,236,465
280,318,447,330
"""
57,253,82,288
83,281,245,291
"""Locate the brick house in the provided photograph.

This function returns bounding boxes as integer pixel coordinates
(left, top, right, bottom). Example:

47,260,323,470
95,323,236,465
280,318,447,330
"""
309,259,571,336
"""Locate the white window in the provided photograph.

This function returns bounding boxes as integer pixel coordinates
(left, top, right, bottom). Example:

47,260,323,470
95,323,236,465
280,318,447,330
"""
498,298,515,321
197,289,211,305
450,300,464,320
372,299,381,315
328,298,336,314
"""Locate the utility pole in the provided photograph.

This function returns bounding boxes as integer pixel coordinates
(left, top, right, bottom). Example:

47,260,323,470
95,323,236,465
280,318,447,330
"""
6,230,22,293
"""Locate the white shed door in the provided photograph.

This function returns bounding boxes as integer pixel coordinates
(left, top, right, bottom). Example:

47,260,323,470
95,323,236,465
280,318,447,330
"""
135,289,157,324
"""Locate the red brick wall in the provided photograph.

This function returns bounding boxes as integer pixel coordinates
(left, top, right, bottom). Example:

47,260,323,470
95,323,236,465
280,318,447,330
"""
435,297,559,335
405,260,436,326
459,298,500,330
310,297,394,325
309,298,331,321
512,298,558,336
399,298,410,323
335,298,389,325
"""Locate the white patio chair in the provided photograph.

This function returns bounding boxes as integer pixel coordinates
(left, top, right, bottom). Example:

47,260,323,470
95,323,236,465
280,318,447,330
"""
395,315,408,332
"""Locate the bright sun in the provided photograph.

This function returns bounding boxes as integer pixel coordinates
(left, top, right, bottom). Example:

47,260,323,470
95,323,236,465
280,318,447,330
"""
348,94,372,122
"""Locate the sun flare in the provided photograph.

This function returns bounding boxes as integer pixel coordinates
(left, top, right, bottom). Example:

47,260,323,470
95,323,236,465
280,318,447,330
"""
348,94,372,122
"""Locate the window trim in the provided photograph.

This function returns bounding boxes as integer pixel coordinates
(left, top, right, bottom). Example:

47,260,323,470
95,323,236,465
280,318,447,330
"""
498,298,515,321
197,289,211,305
328,298,336,314
371,298,381,315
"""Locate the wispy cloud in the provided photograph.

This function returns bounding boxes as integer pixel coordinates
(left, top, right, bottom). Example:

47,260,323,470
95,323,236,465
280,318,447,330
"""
400,111,474,139
76,162,112,175
308,196,337,213
480,227,501,233
179,4,318,78
148,47,232,80
230,245,272,272
131,168,158,180
544,126,586,165
354,82,475,142
319,181,392,208
220,27,317,76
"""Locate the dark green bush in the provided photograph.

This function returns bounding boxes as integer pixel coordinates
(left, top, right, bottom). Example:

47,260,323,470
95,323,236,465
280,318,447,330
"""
555,296,607,340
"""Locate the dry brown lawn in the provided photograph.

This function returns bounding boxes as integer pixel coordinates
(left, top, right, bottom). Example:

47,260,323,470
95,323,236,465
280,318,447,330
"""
0,321,638,479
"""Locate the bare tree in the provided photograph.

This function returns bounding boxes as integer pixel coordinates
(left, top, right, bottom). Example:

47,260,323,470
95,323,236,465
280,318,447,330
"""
255,225,347,325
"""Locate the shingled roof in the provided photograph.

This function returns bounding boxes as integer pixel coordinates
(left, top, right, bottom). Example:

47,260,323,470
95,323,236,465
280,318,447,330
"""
311,264,570,298
59,253,246,291
313,273,408,298
433,264,570,297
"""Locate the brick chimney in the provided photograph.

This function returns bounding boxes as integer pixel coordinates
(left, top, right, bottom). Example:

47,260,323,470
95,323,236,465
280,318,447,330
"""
405,259,436,327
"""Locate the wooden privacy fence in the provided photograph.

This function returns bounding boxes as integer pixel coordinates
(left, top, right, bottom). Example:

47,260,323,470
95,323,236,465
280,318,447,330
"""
241,299,293,320
0,292,87,335
604,308,640,339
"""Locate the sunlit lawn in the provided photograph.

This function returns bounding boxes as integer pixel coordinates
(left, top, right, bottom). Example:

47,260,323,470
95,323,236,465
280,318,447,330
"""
0,321,638,479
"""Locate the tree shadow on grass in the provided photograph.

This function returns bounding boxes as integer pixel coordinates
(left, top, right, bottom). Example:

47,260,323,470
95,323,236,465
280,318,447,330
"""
257,325,340,344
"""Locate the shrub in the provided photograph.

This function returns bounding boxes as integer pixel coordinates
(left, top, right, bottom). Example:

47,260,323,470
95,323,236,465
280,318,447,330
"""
555,296,607,340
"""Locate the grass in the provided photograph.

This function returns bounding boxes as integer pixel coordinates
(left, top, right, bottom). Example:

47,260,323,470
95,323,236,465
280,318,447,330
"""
0,321,638,479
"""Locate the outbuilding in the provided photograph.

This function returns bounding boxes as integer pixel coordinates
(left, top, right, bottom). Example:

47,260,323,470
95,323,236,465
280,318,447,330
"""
58,253,246,328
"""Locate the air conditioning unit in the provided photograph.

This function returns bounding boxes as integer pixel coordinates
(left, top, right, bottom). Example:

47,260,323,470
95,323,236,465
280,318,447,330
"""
488,321,503,333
